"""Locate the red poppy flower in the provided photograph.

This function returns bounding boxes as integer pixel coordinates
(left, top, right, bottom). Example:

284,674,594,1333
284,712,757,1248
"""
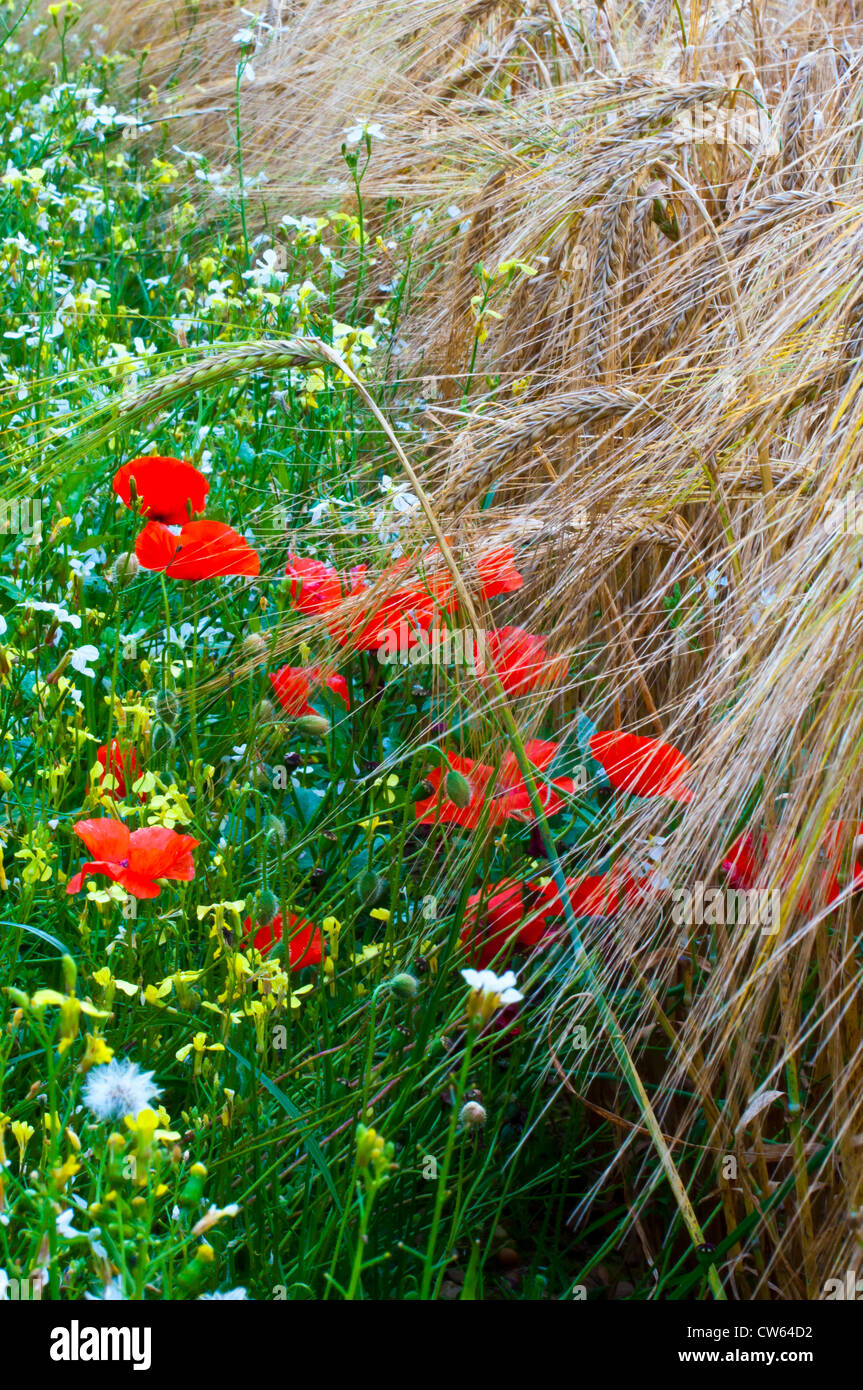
462,878,556,968
135,520,260,580
478,626,569,696
268,665,349,716
112,455,209,525
533,863,641,918
66,820,199,899
344,559,459,651
95,740,141,800
284,554,368,616
387,544,523,616
589,731,693,803
415,740,575,829
723,823,863,910
721,831,768,892
243,911,323,966
476,546,523,601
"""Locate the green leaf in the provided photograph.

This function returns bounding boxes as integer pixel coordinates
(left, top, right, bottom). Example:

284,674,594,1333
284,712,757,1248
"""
222,1040,342,1212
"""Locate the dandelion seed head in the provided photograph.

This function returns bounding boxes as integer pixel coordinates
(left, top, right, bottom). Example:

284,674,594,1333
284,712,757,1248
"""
82,1058,161,1121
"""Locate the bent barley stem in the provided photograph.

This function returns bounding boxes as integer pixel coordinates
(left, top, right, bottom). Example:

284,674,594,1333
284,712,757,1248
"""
318,341,727,1302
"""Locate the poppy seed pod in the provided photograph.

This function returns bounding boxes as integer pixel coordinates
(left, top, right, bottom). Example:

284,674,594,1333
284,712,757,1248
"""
444,767,472,808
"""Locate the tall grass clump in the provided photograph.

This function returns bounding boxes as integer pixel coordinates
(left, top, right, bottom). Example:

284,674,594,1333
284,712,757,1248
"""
1,0,862,1302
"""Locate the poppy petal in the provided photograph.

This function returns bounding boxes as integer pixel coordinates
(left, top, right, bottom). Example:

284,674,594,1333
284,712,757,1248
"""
112,455,209,525
135,521,181,573
73,818,130,863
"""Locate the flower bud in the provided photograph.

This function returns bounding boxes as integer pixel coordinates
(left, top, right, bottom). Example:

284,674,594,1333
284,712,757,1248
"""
264,815,288,846
242,632,266,661
177,1242,215,1294
295,714,331,738
155,691,181,725
255,889,280,926
389,973,418,999
108,552,140,585
444,768,472,808
179,1162,208,1208
358,869,387,907
61,954,77,995
150,721,177,755
459,1101,487,1128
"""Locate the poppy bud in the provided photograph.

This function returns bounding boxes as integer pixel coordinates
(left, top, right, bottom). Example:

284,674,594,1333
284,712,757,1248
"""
295,714,331,738
242,632,266,661
389,972,418,999
358,869,386,906
412,779,434,801
150,721,177,754
459,1101,487,1128
155,691,181,725
257,698,276,722
256,889,280,926
444,768,472,808
265,816,287,846
108,552,140,585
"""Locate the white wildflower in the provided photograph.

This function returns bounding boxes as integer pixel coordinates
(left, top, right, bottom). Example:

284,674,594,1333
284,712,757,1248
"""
343,118,385,147
461,968,523,1024
22,600,81,629
68,644,100,678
